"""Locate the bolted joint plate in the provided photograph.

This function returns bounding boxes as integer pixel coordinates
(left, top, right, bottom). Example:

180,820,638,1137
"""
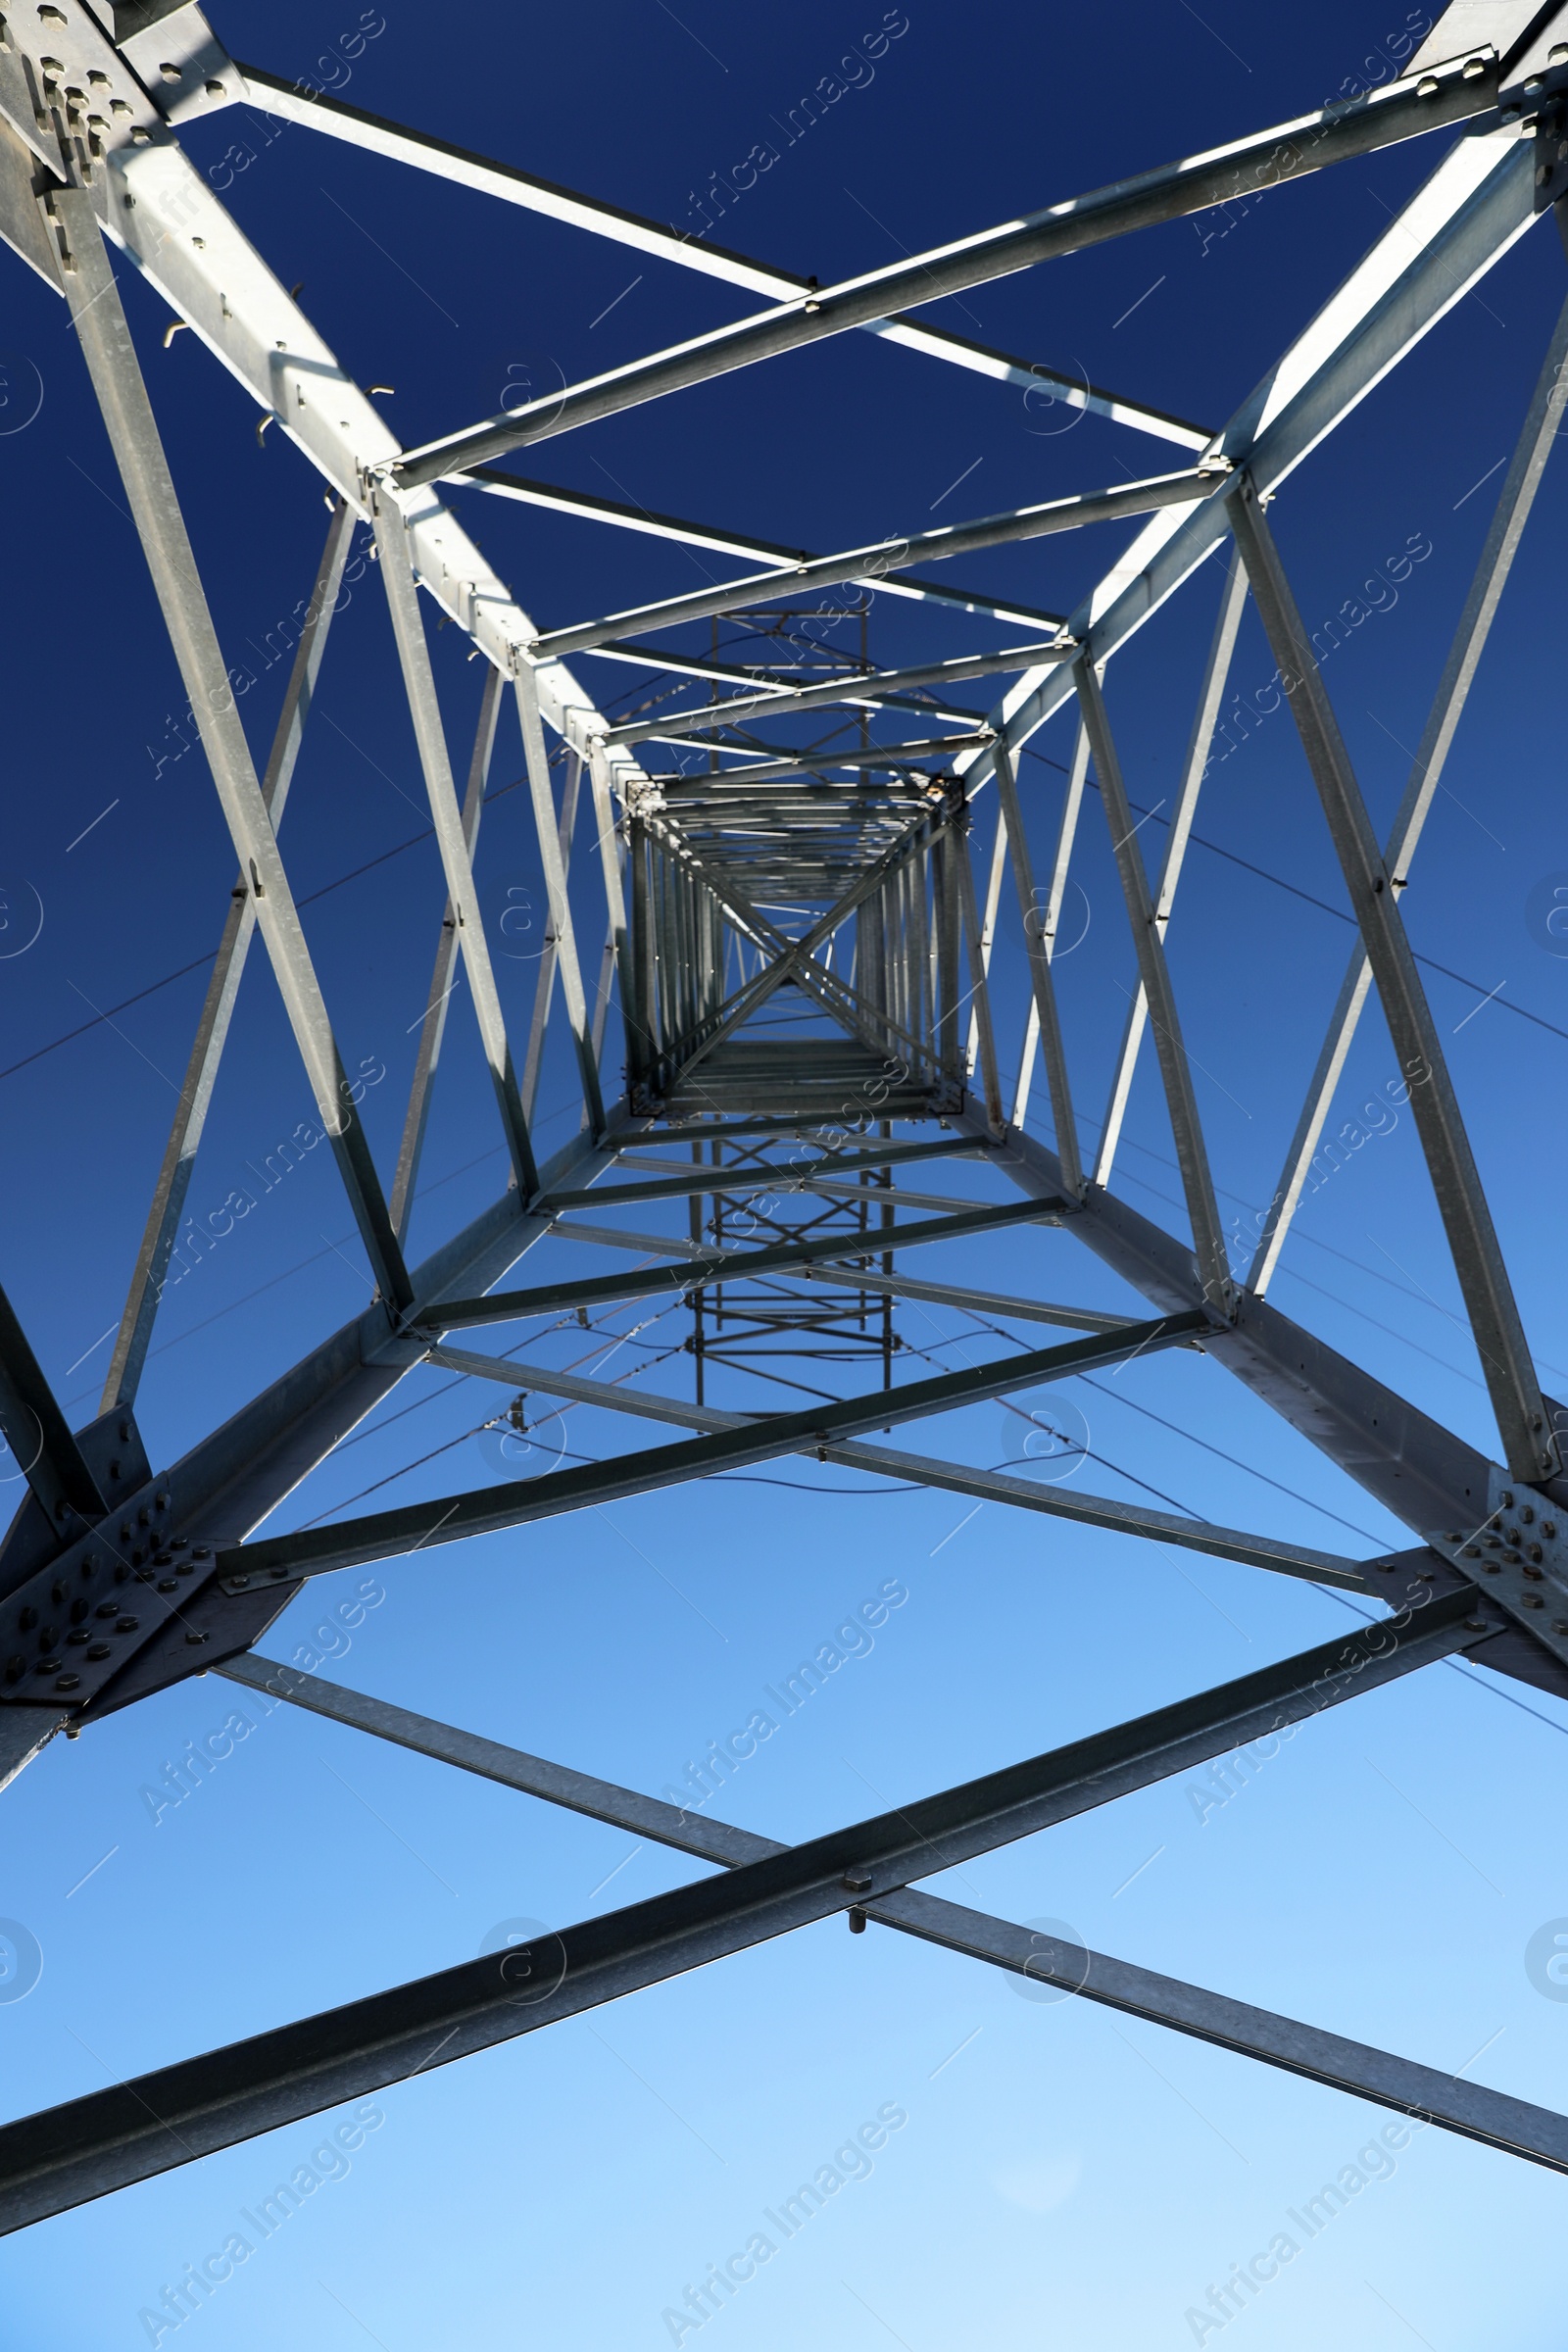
1424,1463,1568,1666
0,0,162,172
218,1558,312,1600
1535,95,1568,208
0,1476,222,1708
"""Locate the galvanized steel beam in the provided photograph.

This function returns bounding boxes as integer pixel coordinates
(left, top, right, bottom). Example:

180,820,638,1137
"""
394,53,1510,488
0,1590,1516,2232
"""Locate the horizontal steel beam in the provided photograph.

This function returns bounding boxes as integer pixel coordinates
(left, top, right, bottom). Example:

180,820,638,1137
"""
647,734,991,783
549,1216,1146,1335
422,1198,1063,1329
216,1611,1552,2184
218,1651,770,1867
0,1591,1510,2230
218,1617,1560,2188
422,1345,1374,1590
466,470,1065,634
392,52,1508,487
542,1135,982,1211
562,1172,1004,1222
234,69,1209,451
605,1118,882,1148
606,642,1070,748
586,641,985,730
871,1876,1564,2173
533,471,1220,662
216,1314,1209,1585
835,1445,1383,1590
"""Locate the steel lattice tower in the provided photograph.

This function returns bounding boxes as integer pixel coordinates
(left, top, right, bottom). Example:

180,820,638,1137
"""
0,0,1565,2265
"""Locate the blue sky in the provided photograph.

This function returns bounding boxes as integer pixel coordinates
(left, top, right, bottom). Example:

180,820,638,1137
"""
0,2,1566,2347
